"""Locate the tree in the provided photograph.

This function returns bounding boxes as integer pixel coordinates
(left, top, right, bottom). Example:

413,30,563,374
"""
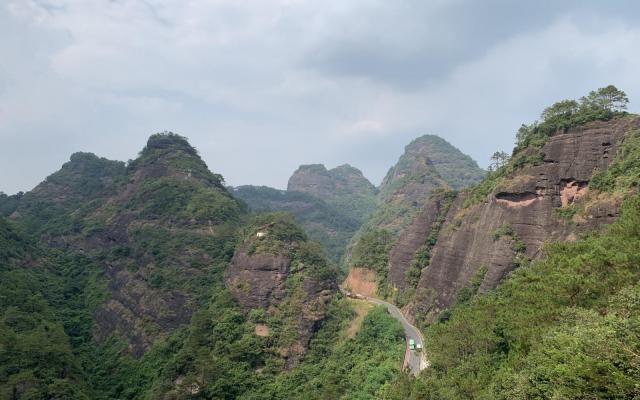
579,85,629,113
489,151,510,171
541,99,579,122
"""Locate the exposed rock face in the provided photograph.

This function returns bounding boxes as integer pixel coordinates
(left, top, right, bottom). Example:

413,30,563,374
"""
410,117,639,320
387,192,451,291
224,224,337,364
346,135,484,274
226,250,292,309
343,267,378,297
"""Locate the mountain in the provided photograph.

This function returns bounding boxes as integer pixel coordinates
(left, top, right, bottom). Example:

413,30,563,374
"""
288,163,378,222
377,87,640,398
3,86,640,399
344,134,485,297
392,116,640,319
0,132,402,399
233,163,377,264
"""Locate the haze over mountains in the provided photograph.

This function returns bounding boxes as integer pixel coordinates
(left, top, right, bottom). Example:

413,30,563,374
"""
234,135,485,265
2,86,640,399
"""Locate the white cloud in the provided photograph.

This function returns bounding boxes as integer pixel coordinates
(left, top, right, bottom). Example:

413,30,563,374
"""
1,1,639,193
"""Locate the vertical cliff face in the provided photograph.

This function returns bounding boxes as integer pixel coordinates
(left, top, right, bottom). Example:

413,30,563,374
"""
387,191,453,293
224,214,337,364
407,116,640,320
345,135,484,297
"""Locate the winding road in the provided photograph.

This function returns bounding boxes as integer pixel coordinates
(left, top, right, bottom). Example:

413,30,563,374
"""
341,288,428,375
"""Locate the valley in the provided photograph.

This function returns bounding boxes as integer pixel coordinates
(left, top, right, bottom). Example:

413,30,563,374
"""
1,85,640,399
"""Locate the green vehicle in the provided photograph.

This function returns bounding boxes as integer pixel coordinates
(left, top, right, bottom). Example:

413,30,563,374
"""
409,338,415,350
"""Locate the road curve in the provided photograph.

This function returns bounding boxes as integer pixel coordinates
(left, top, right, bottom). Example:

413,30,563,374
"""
364,296,428,375
339,287,427,375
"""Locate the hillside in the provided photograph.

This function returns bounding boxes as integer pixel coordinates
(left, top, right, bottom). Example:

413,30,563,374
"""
288,163,378,222
0,133,405,399
345,134,485,297
233,164,377,264
378,86,640,399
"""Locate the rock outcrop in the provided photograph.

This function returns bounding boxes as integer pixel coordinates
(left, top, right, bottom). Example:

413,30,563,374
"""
387,191,452,292
408,116,640,320
345,135,484,279
225,218,337,364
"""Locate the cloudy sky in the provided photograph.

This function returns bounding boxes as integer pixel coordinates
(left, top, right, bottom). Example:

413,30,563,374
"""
2,0,640,194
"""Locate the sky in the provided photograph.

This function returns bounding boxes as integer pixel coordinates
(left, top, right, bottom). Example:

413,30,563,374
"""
2,0,640,194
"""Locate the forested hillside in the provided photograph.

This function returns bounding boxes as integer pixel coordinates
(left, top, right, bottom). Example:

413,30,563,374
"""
345,135,485,298
0,133,405,399
233,164,377,264
377,85,640,399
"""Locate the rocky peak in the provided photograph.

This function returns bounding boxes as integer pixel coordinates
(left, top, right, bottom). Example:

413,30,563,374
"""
127,132,223,187
225,213,336,364
380,134,484,198
407,115,640,322
287,163,376,201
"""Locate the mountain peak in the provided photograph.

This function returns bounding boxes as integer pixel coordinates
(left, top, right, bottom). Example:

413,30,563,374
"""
143,132,199,156
384,134,484,191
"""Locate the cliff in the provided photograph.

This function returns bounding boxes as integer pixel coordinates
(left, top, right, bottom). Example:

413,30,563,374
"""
345,135,484,296
398,116,640,321
224,213,337,364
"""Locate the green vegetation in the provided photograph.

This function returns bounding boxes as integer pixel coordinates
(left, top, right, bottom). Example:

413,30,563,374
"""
0,217,105,399
492,223,526,254
590,129,640,192
243,303,405,400
463,85,629,209
347,135,482,300
553,202,581,219
381,195,640,399
233,185,363,263
348,228,394,297
515,85,628,153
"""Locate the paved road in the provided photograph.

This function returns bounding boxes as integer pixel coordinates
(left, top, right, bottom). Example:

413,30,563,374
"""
364,296,427,375
340,288,427,375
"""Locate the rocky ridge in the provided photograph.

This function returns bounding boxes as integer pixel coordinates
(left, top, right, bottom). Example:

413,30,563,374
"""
395,116,640,321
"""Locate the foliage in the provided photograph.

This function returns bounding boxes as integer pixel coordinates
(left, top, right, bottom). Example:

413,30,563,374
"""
233,185,362,263
514,85,628,153
488,151,510,171
590,129,640,192
0,191,22,217
129,177,241,223
348,228,394,296
462,85,628,210
242,302,405,400
553,202,581,219
0,219,104,398
381,195,640,399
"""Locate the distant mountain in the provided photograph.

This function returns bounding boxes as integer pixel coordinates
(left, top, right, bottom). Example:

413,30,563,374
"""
234,163,377,264
288,163,377,222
